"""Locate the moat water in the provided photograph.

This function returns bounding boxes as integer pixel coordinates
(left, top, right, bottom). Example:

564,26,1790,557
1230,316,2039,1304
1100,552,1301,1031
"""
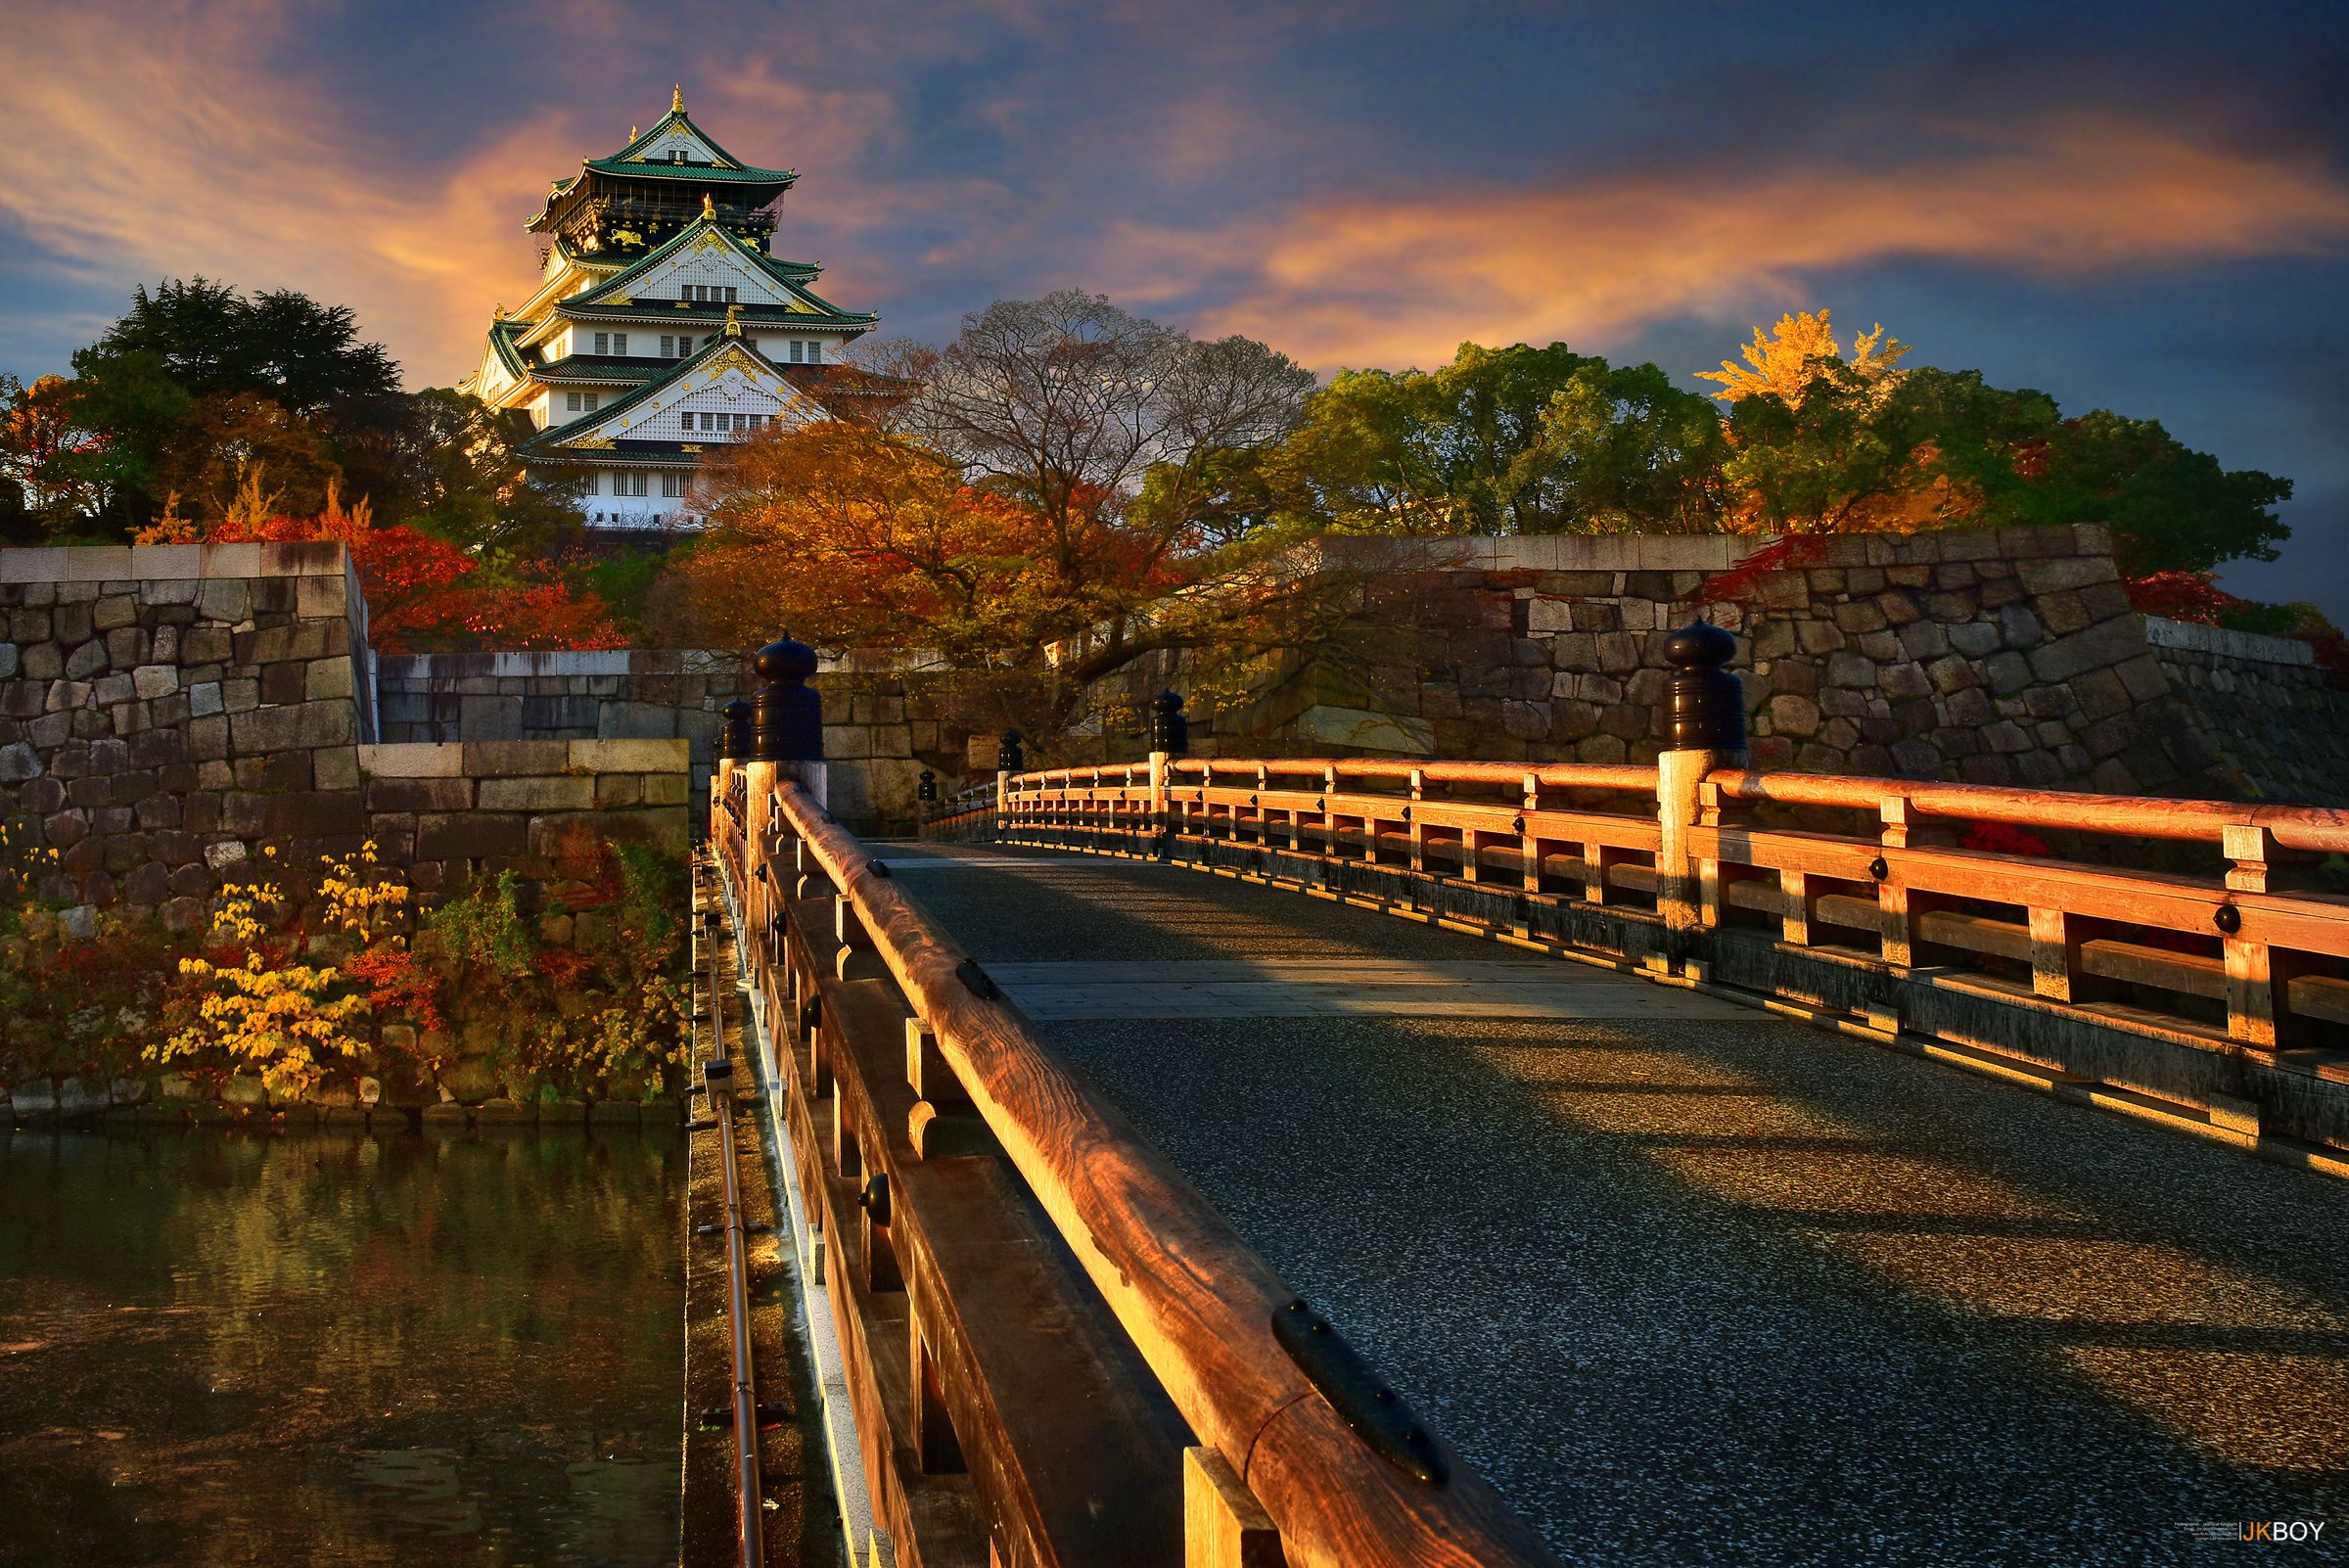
0,1126,684,1567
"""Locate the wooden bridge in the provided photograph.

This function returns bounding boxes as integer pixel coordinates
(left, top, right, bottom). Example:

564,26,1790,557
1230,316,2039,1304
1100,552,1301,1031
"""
699,635,2349,1568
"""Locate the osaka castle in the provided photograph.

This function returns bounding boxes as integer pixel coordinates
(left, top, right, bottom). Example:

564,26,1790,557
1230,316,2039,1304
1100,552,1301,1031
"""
461,87,881,530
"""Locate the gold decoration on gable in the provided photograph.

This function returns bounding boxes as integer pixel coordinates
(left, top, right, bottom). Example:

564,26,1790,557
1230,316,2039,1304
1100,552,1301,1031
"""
568,433,618,451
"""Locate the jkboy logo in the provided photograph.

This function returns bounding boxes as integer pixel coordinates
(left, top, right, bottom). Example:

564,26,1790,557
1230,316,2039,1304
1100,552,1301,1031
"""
2178,1520,2329,1545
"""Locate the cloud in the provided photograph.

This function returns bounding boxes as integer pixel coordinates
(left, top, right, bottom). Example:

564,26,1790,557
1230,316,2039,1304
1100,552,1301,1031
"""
1097,116,2349,371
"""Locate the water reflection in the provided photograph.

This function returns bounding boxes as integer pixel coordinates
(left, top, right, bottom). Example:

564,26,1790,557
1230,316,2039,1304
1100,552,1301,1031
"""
0,1125,683,1567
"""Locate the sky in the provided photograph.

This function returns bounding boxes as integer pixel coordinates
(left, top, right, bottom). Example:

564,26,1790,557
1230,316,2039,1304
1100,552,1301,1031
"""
2,0,2344,612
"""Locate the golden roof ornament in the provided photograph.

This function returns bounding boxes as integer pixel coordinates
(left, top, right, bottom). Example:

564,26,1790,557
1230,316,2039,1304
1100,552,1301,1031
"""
701,192,716,219
723,302,742,338
630,125,639,141
672,83,685,114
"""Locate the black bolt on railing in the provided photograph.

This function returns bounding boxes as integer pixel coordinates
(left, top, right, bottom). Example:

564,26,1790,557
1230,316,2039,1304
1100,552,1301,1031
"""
1663,621,1747,755
752,635,823,761
1149,690,1189,755
917,769,938,804
720,697,753,762
998,729,1025,772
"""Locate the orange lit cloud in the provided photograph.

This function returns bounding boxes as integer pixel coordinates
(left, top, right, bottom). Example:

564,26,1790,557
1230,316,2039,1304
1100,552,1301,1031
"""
0,2,576,383
0,2,941,385
1103,118,2349,370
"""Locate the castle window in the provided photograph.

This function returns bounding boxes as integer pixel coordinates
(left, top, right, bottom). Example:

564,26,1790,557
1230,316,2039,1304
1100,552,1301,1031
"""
662,473,685,498
593,332,609,354
806,342,822,364
613,332,628,354
724,287,739,304
660,335,674,356
788,341,802,362
583,392,600,411
567,392,581,412
625,473,649,496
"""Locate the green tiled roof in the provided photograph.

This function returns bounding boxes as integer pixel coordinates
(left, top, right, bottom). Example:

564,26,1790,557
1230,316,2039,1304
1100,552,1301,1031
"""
582,157,796,184
532,354,671,384
595,107,794,183
554,216,874,325
486,319,530,380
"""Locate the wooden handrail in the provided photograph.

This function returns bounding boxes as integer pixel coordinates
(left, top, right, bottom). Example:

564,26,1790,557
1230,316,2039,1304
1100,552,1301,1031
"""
1709,768,2349,853
1148,757,1661,790
766,779,1559,1568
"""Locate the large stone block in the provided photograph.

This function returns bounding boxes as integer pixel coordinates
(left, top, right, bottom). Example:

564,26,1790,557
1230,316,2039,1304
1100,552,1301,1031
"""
415,811,530,860
478,774,596,812
361,779,472,816
565,738,686,772
461,740,573,777
358,742,464,777
228,699,355,754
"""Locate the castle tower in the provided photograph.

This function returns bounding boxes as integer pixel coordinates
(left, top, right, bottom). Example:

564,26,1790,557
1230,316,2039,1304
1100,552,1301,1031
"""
460,87,880,530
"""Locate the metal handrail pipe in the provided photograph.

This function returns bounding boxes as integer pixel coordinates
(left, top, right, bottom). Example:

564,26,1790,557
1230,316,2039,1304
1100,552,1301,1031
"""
704,900,764,1568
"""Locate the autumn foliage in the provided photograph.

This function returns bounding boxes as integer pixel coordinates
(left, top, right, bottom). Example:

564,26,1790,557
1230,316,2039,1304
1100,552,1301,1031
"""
672,421,1180,663
140,471,622,653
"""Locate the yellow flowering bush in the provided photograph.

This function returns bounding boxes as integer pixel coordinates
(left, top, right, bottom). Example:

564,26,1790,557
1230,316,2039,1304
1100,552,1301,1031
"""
150,843,409,1100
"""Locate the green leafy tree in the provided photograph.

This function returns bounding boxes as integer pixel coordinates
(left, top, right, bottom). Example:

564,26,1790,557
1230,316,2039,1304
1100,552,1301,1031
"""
1721,364,2061,534
81,277,398,414
1515,361,1728,532
2020,410,2290,576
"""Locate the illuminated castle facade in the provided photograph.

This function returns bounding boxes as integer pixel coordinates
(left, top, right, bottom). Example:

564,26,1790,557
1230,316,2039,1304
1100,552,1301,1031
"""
461,87,880,530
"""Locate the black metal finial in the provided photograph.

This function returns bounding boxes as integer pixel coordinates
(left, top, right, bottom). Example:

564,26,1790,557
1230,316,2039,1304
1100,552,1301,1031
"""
752,636,823,761
1148,690,1189,756
917,769,938,804
720,697,752,761
1662,621,1746,755
997,729,1025,772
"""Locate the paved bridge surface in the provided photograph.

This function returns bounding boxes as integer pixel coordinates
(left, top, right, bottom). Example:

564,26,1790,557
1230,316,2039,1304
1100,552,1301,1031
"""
875,841,2349,1567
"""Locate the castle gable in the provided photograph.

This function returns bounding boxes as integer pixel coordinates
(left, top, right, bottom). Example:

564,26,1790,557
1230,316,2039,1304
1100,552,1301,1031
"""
579,224,813,312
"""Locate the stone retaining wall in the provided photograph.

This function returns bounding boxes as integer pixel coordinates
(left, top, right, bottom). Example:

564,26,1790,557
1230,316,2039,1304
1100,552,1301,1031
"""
2144,619,2349,806
0,542,371,931
358,739,690,898
374,648,977,833
1096,526,2349,806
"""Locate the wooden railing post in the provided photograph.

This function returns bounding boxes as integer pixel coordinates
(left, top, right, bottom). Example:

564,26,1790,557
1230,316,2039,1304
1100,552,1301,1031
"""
994,729,1022,838
1657,623,1745,972
1184,1446,1282,1568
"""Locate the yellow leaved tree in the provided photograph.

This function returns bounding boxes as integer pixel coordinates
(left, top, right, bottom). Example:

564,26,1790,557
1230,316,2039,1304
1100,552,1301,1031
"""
1697,308,1911,406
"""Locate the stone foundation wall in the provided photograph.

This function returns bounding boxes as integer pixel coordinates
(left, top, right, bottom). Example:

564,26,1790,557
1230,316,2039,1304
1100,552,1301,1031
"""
1096,526,2349,806
0,542,371,932
374,649,978,834
2143,619,2349,806
357,739,690,898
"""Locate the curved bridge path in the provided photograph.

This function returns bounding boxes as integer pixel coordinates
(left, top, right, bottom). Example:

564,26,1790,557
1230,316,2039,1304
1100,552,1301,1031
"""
877,841,2349,1568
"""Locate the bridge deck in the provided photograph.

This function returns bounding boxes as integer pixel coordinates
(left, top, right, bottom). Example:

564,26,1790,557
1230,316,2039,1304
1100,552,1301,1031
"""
880,842,2349,1566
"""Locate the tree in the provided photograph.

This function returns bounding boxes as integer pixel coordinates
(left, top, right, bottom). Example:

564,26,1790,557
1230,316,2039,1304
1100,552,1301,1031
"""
1720,364,2060,534
341,389,585,558
81,277,399,414
907,291,1313,579
1515,361,1728,532
0,375,115,530
671,422,1066,660
1264,342,1727,536
148,472,621,653
1698,308,1910,406
2019,409,2290,576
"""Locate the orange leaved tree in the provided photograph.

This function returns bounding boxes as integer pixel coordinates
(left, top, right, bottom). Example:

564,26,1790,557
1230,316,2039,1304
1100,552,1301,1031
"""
142,470,622,652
